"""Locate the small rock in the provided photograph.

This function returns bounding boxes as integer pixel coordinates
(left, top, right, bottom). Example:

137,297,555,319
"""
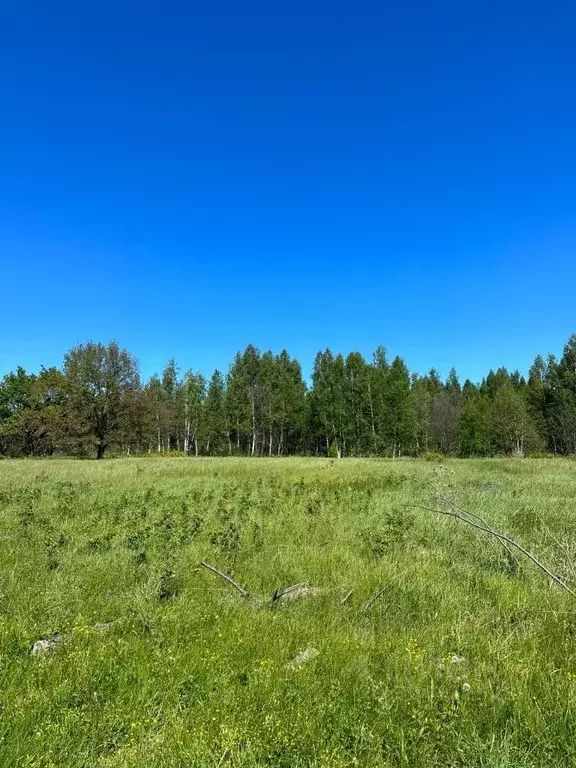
450,654,466,664
94,622,114,633
291,647,319,666
31,633,64,656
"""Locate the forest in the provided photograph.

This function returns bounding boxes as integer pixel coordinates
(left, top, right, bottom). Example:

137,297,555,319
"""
1,334,576,459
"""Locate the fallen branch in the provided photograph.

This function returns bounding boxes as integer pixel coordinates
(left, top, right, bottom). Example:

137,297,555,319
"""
536,515,576,582
199,561,249,599
411,504,576,598
341,589,354,605
438,493,519,568
363,587,387,613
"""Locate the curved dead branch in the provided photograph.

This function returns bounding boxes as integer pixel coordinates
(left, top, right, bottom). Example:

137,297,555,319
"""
199,561,249,599
410,503,576,598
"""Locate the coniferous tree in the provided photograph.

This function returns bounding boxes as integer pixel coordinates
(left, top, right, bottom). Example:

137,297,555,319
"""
527,355,548,448
2,332,576,458
555,335,576,454
368,346,389,455
384,356,414,457
161,359,179,451
226,346,264,455
310,350,339,455
204,370,229,455
344,352,371,456
270,351,307,455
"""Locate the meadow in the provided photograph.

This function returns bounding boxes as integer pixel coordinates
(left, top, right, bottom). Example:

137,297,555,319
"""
1,456,576,767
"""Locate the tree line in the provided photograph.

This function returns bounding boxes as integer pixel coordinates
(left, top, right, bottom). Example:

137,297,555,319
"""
1,335,576,459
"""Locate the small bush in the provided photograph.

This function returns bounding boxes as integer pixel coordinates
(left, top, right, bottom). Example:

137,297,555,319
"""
424,451,445,462
328,440,341,459
157,569,179,601
209,520,241,565
360,507,415,558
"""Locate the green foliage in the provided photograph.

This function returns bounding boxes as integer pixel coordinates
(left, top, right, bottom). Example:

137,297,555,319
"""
360,507,415,558
328,439,340,459
424,451,444,462
209,520,241,566
157,569,179,601
63,341,140,459
2,334,576,458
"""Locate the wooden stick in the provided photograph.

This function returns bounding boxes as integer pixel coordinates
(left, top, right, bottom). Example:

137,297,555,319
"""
341,589,354,605
536,516,576,582
439,493,519,566
363,587,387,613
199,561,249,599
411,504,576,598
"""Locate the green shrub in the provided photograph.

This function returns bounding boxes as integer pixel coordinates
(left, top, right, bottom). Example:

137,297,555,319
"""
424,451,445,462
328,440,341,459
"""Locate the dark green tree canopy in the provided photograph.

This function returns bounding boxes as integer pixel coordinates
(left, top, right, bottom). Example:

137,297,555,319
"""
63,341,140,459
2,334,576,458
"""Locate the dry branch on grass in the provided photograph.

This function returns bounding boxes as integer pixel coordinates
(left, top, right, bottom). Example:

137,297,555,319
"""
199,561,249,599
341,589,354,605
438,492,519,568
410,499,576,599
198,565,342,608
363,587,387,613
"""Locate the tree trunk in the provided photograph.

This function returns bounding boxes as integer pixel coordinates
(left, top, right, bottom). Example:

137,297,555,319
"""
183,397,190,454
368,381,377,454
251,390,257,457
96,441,106,460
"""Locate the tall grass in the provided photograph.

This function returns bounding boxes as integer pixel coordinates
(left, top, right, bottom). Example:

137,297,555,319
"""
1,457,576,766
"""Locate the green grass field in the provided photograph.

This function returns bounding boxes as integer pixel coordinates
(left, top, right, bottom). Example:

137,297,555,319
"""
1,457,576,767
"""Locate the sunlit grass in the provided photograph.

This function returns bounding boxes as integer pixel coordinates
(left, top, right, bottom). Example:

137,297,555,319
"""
1,457,576,766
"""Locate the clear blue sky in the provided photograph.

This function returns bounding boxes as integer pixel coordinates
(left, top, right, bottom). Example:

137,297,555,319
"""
1,1,575,384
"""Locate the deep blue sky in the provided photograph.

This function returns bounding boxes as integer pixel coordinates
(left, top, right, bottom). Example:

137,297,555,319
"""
1,2,575,384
